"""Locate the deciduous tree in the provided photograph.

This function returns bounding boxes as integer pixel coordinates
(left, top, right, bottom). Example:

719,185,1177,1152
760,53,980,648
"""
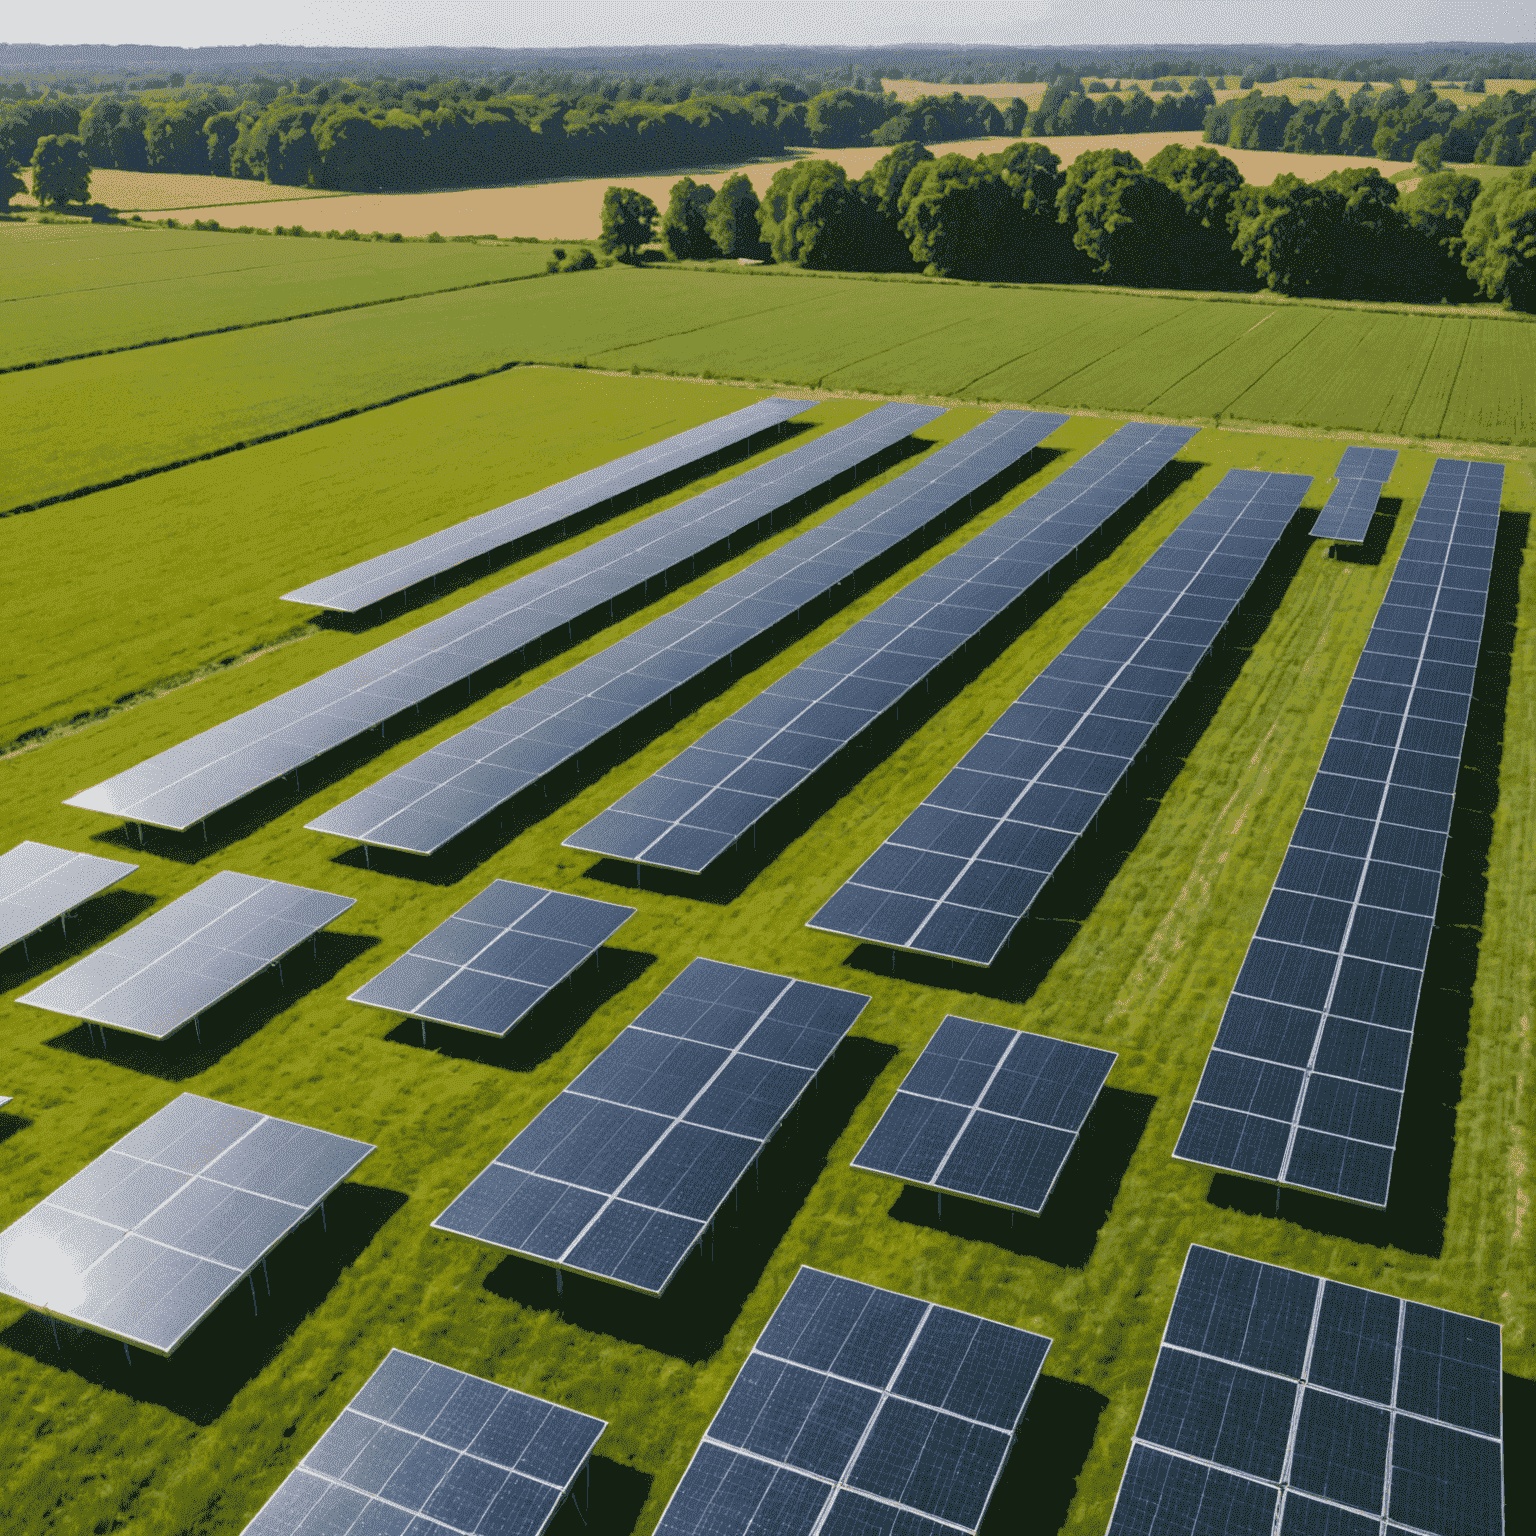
706,172,766,259
30,133,91,209
599,185,659,260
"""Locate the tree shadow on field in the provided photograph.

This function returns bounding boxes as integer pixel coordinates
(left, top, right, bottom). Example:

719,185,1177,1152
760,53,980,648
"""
383,948,654,1071
0,1182,405,1425
0,1111,31,1147
1326,494,1401,567
1504,1373,1535,1533
44,931,377,1082
986,1376,1110,1536
0,889,157,988
546,1457,652,1536
1207,511,1528,1258
480,1036,895,1362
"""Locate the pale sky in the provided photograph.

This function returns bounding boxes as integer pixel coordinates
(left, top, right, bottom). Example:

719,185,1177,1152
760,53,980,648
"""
7,1,1534,50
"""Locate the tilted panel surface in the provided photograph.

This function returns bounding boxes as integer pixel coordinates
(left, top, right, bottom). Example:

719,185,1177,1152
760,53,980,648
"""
1309,446,1400,543
1175,459,1503,1207
0,1093,373,1354
310,411,1066,854
0,840,138,952
810,469,1311,966
566,422,1198,875
66,403,939,832
433,959,868,1294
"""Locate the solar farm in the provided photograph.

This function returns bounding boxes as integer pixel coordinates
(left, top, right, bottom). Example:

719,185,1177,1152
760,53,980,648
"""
1,222,1532,1536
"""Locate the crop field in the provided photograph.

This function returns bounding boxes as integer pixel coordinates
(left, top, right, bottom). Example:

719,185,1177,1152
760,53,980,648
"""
11,168,346,214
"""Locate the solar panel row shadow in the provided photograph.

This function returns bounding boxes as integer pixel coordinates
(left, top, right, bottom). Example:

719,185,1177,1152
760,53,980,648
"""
1309,446,1399,544
0,840,137,953
242,1348,606,1536
433,959,869,1294
283,396,812,614
0,1093,373,1355
18,870,355,1041
308,410,1067,855
351,881,635,1037
654,1265,1051,1536
66,403,939,833
1175,458,1503,1208
810,468,1311,967
565,421,1198,876
1105,1244,1504,1536
852,1016,1115,1214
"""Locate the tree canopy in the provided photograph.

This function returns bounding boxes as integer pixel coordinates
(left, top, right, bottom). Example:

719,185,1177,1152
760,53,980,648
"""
30,133,91,208
599,185,659,260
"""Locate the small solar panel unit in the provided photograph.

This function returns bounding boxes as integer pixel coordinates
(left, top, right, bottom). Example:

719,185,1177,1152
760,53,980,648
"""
284,396,812,613
1310,445,1399,543
1105,1244,1505,1536
0,1092,373,1355
241,1347,607,1536
434,959,869,1293
309,409,1067,855
66,403,940,834
852,1017,1115,1213
0,1096,10,1110
18,870,355,1041
351,881,635,1037
655,1265,1051,1536
1175,458,1503,1207
810,468,1311,967
566,421,1198,876
0,841,137,955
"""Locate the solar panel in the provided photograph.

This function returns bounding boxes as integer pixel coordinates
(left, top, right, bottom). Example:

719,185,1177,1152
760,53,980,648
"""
1175,458,1503,1207
1310,446,1399,544
18,870,355,1041
240,1347,607,1536
283,395,812,614
852,1017,1116,1213
351,881,635,1037
434,959,869,1294
66,403,941,834
309,410,1068,854
654,1264,1051,1536
0,841,138,955
566,421,1198,875
1105,1244,1505,1536
0,1092,373,1355
0,1096,10,1110
810,468,1311,967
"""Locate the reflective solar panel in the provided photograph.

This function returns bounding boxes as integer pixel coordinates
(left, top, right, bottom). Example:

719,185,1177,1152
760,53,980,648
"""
566,421,1198,874
0,1092,373,1355
18,870,355,1041
0,841,137,954
655,1265,1050,1536
284,396,812,613
309,410,1067,854
1310,447,1399,544
1175,458,1503,1207
1105,1244,1504,1536
810,468,1311,967
241,1347,607,1536
66,404,940,833
351,881,635,1037
852,1017,1115,1213
434,959,869,1293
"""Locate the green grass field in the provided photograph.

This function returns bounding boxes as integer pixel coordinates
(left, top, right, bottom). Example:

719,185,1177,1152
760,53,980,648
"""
1,224,1532,1536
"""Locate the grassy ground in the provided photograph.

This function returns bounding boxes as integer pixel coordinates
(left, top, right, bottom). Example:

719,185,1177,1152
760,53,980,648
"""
0,367,1531,1536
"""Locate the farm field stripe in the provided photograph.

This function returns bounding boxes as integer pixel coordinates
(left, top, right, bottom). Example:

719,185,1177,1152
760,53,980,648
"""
1146,310,1286,412
1025,306,1195,401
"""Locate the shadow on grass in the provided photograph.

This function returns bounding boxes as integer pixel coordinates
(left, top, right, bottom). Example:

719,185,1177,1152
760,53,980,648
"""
384,947,655,1071
546,1456,652,1536
481,1036,896,1362
0,1182,405,1425
0,1111,30,1146
44,931,378,1081
988,1375,1110,1536
1505,1373,1535,1532
0,889,157,988
1325,494,1402,567
1206,511,1527,1257
887,1087,1155,1269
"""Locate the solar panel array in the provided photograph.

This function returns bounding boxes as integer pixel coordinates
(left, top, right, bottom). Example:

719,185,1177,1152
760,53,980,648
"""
19,870,355,1040
283,396,811,614
309,410,1066,855
241,1348,606,1536
0,841,137,953
655,1265,1051,1536
1309,445,1399,544
65,403,939,833
852,1017,1115,1214
1175,458,1503,1207
810,469,1311,967
434,959,869,1294
565,421,1198,875
351,881,635,1037
1106,1244,1505,1536
0,1092,373,1354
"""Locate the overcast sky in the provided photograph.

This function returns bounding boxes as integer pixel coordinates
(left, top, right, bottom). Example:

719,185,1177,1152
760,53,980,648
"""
10,1,1535,50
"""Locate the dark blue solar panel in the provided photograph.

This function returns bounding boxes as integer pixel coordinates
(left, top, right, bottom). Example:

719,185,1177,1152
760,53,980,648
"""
1310,447,1398,543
